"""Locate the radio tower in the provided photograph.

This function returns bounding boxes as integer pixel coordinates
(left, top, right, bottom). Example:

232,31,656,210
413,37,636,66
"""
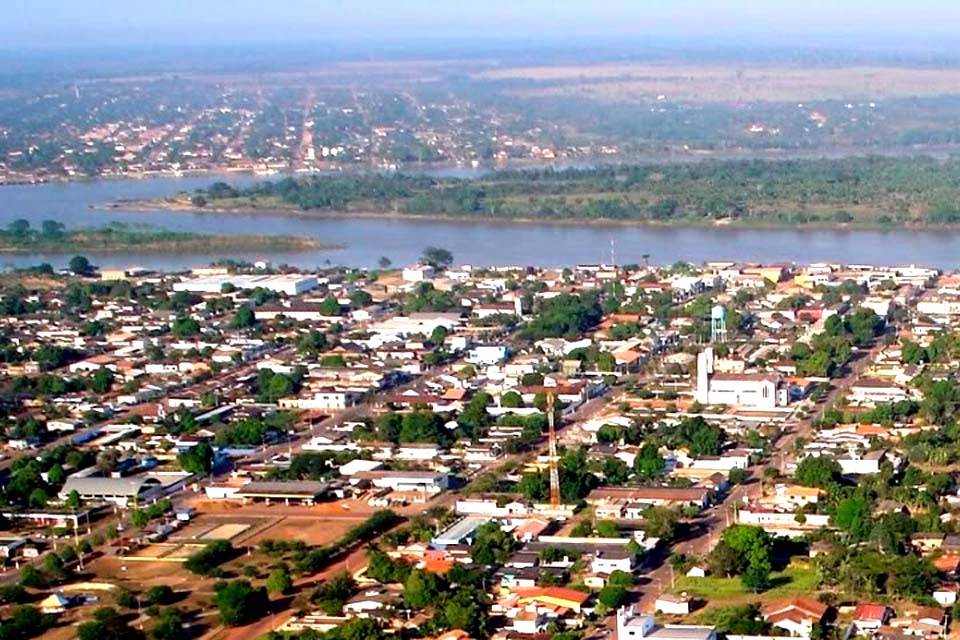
547,392,561,509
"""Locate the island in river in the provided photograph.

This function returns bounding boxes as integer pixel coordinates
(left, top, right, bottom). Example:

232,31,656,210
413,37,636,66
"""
0,221,335,255
118,155,960,229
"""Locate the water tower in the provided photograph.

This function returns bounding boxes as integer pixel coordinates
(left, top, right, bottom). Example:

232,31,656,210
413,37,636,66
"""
711,304,727,343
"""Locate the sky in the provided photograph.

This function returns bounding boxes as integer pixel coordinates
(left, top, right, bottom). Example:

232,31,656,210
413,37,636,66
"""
6,0,960,50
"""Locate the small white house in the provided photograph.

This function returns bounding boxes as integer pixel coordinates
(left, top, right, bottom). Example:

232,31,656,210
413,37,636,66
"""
655,593,692,616
933,583,959,607
591,549,635,575
467,344,509,366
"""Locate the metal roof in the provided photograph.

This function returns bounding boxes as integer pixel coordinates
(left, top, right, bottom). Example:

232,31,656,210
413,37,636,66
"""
234,480,330,498
60,476,162,497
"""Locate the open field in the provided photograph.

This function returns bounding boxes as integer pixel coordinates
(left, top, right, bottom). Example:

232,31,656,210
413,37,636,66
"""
245,516,363,548
672,562,820,607
476,63,960,102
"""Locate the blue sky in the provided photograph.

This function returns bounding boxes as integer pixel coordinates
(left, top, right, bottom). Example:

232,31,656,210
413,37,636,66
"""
6,0,960,49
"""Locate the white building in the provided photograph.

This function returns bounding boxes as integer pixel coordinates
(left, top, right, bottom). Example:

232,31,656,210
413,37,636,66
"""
172,274,319,296
402,265,436,282
590,549,635,575
467,344,509,366
617,607,716,640
695,347,787,409
655,594,693,616
279,390,360,411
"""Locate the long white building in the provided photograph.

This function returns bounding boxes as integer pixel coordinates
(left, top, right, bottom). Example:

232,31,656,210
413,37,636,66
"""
173,274,319,296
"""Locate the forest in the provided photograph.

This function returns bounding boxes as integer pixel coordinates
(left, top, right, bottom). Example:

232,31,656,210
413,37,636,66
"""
192,155,960,226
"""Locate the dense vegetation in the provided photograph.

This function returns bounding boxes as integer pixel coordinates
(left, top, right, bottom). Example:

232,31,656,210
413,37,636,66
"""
193,156,960,226
0,219,320,254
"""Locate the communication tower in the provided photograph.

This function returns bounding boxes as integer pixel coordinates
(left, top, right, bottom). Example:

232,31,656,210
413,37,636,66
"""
547,393,561,509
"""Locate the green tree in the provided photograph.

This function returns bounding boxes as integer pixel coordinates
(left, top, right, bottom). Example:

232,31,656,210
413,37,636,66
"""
598,585,629,608
78,607,144,640
318,296,341,315
794,456,842,489
421,246,454,268
266,567,293,595
232,305,256,329
171,317,200,337
633,444,666,481
151,608,187,640
146,586,175,606
7,219,31,237
69,255,94,276
501,391,523,408
90,367,115,393
214,580,269,626
404,569,443,609
178,442,214,475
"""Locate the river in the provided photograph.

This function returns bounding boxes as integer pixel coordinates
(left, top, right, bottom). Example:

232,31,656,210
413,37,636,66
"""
2,174,960,270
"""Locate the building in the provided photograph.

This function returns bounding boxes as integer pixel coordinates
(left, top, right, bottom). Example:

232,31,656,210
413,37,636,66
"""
656,594,693,616
591,549,635,575
466,345,510,366
433,517,489,547
852,604,894,633
587,487,711,515
695,347,787,409
234,481,331,506
355,470,449,494
279,390,361,411
617,606,716,640
762,597,828,637
172,274,319,296
59,476,165,507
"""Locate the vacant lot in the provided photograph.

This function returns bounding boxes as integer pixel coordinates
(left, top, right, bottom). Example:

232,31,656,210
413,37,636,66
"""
477,63,960,102
671,562,820,608
246,516,362,548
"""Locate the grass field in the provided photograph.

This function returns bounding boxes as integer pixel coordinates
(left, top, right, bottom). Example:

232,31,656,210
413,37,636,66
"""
671,563,820,603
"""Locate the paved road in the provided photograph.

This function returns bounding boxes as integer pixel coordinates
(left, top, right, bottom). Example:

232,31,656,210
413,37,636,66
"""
626,338,887,622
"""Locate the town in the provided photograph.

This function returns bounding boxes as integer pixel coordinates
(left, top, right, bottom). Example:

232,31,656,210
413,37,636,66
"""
0,249,957,640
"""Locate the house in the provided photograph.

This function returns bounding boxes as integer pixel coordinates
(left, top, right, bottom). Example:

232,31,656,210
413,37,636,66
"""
342,587,399,617
513,518,550,543
911,532,946,553
512,609,546,635
591,549,635,575
933,583,959,607
466,344,509,366
512,587,590,615
685,565,708,578
849,377,910,405
852,604,893,633
762,597,828,637
655,593,692,616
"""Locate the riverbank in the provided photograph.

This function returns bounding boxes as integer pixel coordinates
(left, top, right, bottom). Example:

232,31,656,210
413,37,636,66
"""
103,195,960,232
108,155,960,232
0,226,338,255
